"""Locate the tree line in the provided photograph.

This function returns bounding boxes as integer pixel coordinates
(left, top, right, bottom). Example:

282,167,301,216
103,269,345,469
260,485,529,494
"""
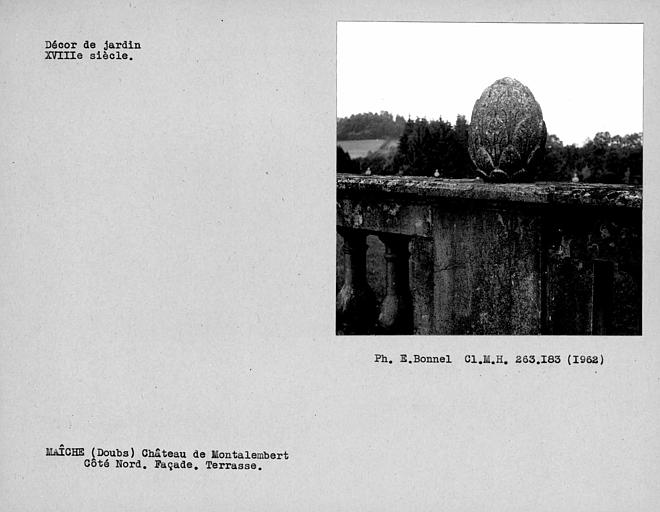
337,114,642,184
538,132,642,184
337,111,407,140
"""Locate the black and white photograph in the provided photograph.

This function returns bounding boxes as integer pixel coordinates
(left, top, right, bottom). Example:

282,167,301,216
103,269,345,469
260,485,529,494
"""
337,22,643,335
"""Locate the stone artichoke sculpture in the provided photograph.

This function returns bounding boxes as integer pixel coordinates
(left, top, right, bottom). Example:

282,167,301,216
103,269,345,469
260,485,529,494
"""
468,77,547,182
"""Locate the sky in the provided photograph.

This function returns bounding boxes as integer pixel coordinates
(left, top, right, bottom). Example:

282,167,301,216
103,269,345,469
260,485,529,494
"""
337,22,643,146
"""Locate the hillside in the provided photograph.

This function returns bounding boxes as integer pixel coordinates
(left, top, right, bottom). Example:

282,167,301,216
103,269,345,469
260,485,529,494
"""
337,111,406,141
337,139,399,159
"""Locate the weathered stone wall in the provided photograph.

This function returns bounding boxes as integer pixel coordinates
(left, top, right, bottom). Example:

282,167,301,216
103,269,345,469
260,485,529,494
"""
336,174,642,335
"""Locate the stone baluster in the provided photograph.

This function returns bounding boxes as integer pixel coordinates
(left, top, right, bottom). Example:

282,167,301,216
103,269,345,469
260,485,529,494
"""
336,228,377,334
378,234,413,334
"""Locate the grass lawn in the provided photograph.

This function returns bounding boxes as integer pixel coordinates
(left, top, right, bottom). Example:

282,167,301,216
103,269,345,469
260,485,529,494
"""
337,139,398,159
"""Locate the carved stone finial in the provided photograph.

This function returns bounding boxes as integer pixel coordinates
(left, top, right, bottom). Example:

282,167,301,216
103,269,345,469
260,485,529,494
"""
468,77,547,182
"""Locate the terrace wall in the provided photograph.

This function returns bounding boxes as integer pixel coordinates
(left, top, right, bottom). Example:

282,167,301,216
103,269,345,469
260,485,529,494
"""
336,174,642,335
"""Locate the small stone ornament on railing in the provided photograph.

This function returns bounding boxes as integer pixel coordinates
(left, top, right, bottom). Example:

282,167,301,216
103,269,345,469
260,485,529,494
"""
468,77,547,182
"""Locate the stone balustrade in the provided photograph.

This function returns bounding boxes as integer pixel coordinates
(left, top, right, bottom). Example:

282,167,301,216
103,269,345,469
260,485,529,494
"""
336,174,642,335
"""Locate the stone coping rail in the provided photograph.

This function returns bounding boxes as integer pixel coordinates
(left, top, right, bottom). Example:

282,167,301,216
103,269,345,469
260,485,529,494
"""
337,174,642,209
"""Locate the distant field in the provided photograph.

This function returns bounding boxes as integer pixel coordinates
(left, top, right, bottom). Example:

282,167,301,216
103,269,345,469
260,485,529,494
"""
337,139,399,159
